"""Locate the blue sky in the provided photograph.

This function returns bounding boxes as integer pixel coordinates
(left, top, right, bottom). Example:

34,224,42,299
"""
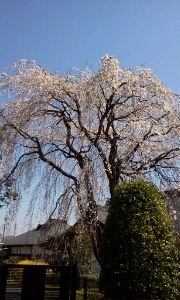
1,0,180,233
1,0,180,92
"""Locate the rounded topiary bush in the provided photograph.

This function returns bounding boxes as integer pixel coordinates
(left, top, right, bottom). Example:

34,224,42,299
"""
99,179,179,300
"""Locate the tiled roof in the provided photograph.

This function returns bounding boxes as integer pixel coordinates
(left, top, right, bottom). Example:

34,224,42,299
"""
4,219,70,246
4,229,39,246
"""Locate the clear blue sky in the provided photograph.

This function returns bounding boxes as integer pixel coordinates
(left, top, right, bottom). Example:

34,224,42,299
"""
1,0,180,233
1,0,180,92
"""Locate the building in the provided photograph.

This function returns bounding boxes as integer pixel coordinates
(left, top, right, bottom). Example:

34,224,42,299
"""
2,219,70,259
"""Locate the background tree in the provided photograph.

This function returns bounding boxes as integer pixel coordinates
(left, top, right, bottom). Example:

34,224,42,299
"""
0,56,180,261
42,220,94,275
99,179,179,300
0,178,20,208
61,224,94,276
0,127,21,209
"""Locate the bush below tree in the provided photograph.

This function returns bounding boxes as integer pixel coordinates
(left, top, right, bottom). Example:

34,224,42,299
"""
99,179,179,300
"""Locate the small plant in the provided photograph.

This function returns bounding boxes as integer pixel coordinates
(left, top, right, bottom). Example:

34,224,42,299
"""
2,257,18,264
100,179,179,300
76,275,103,300
76,289,103,300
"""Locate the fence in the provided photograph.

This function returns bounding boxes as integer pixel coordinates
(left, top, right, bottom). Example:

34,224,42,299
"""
0,264,77,300
76,275,102,300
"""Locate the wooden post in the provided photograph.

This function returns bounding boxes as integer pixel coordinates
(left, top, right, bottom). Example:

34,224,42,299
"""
59,266,71,300
83,276,87,300
70,264,77,300
21,265,46,300
0,264,8,300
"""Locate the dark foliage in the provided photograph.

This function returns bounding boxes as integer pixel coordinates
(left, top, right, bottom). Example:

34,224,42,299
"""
99,179,179,300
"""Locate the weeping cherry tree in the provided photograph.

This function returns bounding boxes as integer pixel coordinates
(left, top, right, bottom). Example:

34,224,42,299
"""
0,55,180,261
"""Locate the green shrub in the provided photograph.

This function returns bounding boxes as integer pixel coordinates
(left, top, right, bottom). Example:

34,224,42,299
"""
99,179,179,300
